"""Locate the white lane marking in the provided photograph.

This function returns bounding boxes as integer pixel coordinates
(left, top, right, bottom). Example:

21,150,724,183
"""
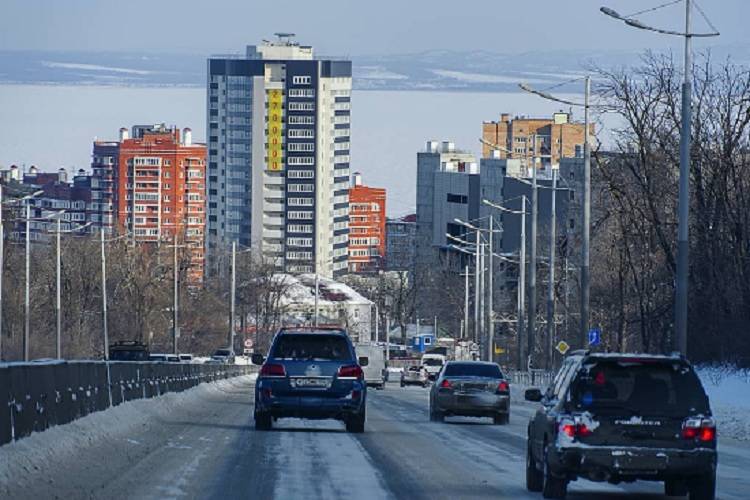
272,419,391,500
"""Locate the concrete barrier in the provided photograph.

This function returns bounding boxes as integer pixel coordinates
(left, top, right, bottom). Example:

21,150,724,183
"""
0,361,254,447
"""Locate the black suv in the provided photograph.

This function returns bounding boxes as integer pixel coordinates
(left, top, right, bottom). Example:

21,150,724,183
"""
524,351,716,500
109,340,149,361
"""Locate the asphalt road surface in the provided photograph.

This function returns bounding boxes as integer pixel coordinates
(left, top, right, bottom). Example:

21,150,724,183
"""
2,376,748,499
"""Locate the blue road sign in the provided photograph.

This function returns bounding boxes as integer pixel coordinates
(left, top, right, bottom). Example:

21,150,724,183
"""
588,328,601,346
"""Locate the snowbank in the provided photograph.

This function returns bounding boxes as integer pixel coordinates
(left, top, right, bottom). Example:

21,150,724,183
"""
697,366,750,441
0,374,257,490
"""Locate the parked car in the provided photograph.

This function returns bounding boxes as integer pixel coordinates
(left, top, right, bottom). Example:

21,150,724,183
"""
211,348,235,364
401,365,428,388
421,353,446,381
178,354,194,363
356,343,387,389
109,340,149,361
429,361,510,424
524,351,717,500
149,353,180,363
252,327,368,433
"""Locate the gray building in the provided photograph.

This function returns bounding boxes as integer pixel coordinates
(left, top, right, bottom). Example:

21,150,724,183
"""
206,34,352,277
385,215,416,271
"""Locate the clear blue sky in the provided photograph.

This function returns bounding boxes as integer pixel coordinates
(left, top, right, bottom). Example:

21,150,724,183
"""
1,0,745,55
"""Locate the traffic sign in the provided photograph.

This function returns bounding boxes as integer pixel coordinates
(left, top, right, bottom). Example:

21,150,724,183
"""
494,346,505,354
556,340,570,355
588,328,601,346
244,338,254,348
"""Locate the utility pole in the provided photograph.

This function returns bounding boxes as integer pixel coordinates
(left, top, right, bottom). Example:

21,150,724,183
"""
314,272,320,327
230,241,236,353
528,136,538,369
24,201,30,362
675,0,692,355
474,230,481,344
464,265,469,340
56,217,62,359
173,242,179,355
518,195,527,371
487,214,494,362
374,304,379,343
100,227,109,360
580,75,592,349
546,168,557,370
478,241,485,355
0,185,4,361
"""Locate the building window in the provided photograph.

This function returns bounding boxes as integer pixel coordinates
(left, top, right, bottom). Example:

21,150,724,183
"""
447,193,468,204
292,75,311,85
287,156,315,166
288,102,315,112
288,88,314,98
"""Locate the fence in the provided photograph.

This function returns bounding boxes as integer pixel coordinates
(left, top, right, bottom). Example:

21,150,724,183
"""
0,361,255,447
506,369,555,388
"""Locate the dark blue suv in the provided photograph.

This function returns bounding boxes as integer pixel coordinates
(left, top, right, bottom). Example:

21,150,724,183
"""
252,327,368,433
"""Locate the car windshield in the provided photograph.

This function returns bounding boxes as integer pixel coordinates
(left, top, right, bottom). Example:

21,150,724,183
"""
110,350,148,361
444,363,503,378
423,358,443,366
271,334,351,361
569,361,709,416
214,349,231,356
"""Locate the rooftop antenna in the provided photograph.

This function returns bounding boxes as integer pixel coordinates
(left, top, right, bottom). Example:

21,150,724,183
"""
274,32,297,45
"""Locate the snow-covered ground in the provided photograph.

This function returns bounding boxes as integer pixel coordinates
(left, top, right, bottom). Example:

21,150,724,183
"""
697,366,750,441
0,374,257,493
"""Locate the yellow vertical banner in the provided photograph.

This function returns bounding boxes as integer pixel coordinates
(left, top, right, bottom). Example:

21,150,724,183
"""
267,89,283,171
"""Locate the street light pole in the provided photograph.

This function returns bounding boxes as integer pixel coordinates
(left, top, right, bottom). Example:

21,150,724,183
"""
546,168,558,369
675,0,692,355
100,227,109,360
230,240,236,353
24,201,30,361
173,242,179,355
464,264,469,340
0,185,3,361
581,75,592,350
474,229,481,344
56,216,61,359
487,214,494,362
518,195,527,371
528,137,538,368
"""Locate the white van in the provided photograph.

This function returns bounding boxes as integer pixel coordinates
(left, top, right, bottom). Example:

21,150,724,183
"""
356,343,387,389
421,353,447,381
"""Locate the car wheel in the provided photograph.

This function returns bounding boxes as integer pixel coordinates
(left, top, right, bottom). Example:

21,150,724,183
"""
542,442,567,499
346,411,366,433
254,412,272,431
400,381,405,388
688,470,716,500
526,439,544,492
665,479,688,497
493,412,510,425
422,381,428,388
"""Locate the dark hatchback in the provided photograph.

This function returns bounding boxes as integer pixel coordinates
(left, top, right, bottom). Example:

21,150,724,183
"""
525,351,717,500
252,328,368,433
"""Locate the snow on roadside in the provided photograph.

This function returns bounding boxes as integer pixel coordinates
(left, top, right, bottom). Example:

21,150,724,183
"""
697,366,750,442
0,374,256,489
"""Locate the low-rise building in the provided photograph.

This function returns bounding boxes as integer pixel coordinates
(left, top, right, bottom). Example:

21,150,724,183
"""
348,173,386,273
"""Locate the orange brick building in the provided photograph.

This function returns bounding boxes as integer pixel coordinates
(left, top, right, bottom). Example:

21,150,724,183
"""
104,124,207,282
481,112,594,165
348,173,386,273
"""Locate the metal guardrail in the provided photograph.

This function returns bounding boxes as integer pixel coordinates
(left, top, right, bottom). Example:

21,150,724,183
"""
0,361,255,447
506,370,555,388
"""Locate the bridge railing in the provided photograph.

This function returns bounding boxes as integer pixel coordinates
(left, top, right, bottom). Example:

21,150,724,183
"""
0,361,255,447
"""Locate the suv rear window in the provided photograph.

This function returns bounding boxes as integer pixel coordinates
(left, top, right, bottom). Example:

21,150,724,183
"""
271,334,351,361
570,360,709,416
423,358,444,366
444,363,503,378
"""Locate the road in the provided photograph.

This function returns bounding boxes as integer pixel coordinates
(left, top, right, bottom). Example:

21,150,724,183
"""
2,375,748,499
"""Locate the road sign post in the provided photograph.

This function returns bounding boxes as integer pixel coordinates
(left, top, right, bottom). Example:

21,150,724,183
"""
588,328,601,347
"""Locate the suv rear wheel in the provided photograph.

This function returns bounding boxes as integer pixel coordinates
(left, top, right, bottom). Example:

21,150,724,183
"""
493,412,509,425
665,479,688,496
542,443,567,499
254,412,272,431
526,440,543,492
346,411,366,433
688,470,716,500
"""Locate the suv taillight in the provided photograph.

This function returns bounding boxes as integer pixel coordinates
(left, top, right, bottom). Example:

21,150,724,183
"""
260,363,286,377
338,365,364,379
682,418,716,442
496,380,510,393
559,419,593,438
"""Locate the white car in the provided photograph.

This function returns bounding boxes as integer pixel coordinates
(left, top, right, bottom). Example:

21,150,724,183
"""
356,343,387,389
421,353,446,381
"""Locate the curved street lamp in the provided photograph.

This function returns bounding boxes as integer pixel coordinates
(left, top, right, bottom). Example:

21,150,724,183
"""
601,0,719,355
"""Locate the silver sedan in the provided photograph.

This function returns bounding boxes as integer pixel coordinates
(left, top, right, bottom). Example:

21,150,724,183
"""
429,361,510,424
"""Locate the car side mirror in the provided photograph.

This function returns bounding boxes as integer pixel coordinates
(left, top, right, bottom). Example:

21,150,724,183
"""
358,356,369,367
525,388,543,402
251,353,265,365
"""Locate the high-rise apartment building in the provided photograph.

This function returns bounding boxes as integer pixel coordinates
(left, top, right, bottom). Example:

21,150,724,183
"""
386,214,416,272
348,173,386,273
206,34,352,277
95,124,207,281
481,112,592,166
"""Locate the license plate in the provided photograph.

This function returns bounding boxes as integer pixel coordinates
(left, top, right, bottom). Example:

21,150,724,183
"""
292,377,330,389
612,453,667,471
